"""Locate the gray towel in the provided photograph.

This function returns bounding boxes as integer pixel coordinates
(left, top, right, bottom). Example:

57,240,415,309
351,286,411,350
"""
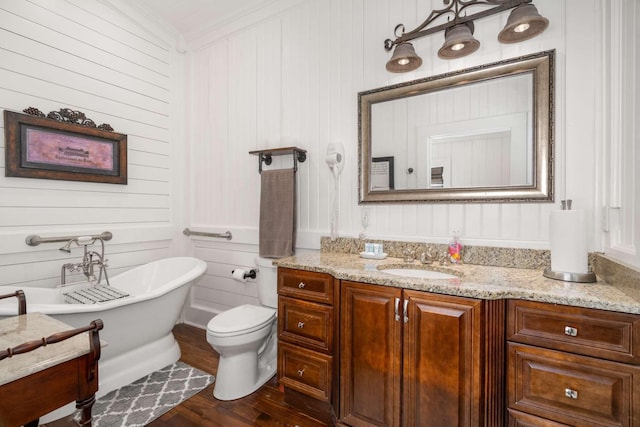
259,169,296,258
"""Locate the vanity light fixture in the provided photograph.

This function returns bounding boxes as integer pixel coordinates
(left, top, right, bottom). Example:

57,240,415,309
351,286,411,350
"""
384,0,549,72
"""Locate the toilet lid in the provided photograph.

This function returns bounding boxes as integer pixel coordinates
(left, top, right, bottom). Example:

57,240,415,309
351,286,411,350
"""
207,304,276,335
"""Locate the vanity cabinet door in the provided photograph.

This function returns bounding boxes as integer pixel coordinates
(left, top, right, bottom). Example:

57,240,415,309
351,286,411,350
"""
340,281,402,427
403,290,482,427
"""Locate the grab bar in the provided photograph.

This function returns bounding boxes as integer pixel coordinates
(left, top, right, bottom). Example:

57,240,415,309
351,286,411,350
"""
26,231,113,247
183,228,232,240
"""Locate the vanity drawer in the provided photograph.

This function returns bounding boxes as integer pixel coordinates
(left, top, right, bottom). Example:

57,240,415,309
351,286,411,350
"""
508,409,572,426
507,300,640,364
278,268,334,304
279,296,333,353
508,343,640,427
278,341,333,402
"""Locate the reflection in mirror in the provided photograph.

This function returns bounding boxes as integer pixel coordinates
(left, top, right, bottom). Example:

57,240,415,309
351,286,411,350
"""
359,50,554,203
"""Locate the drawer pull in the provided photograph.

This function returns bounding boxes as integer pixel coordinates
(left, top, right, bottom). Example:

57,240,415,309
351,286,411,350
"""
564,326,578,337
297,321,305,329
297,368,305,377
564,388,578,399
394,298,400,322
298,282,306,289
403,299,409,323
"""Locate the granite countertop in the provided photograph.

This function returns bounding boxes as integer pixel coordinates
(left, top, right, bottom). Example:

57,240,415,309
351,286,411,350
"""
0,312,91,386
274,252,640,315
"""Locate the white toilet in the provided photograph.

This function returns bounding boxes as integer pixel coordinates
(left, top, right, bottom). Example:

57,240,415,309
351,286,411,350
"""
206,257,278,400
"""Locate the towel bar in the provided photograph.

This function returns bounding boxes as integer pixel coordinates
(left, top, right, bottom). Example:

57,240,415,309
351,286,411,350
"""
249,146,307,173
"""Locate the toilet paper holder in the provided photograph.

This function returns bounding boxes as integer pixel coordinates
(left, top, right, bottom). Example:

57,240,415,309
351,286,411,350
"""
232,269,257,280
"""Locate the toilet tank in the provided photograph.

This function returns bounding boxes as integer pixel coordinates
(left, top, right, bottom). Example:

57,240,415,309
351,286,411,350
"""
255,257,278,309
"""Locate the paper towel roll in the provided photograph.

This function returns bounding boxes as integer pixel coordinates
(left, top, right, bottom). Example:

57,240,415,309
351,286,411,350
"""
549,209,588,274
232,269,248,283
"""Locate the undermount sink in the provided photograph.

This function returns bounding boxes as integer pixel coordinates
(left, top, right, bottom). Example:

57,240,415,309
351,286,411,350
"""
380,268,458,280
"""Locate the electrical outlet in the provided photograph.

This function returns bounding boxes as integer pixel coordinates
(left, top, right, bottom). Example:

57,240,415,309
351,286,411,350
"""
449,227,463,237
361,208,370,229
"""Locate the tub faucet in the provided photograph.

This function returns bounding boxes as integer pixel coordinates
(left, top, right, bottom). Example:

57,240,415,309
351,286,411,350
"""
60,236,110,286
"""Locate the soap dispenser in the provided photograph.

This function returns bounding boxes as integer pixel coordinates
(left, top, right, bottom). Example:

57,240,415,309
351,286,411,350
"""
448,232,463,264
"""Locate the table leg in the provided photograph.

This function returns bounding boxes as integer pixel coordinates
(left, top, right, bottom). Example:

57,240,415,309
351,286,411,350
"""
75,394,96,427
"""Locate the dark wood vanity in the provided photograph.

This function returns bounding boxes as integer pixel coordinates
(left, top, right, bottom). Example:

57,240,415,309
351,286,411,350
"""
276,266,640,427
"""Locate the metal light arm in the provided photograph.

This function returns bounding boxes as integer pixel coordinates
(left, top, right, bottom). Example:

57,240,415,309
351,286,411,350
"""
384,0,532,50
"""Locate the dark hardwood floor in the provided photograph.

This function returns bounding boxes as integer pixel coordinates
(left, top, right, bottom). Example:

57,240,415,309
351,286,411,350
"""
43,323,331,427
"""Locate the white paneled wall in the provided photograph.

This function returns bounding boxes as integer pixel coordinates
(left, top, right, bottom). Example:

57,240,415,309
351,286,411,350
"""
187,0,569,247
0,0,184,287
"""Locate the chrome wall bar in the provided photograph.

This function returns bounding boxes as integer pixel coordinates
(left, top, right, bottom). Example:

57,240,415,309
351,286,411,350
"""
26,231,113,247
183,228,232,240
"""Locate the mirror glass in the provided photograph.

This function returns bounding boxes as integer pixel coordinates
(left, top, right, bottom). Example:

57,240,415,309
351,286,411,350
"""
359,50,554,203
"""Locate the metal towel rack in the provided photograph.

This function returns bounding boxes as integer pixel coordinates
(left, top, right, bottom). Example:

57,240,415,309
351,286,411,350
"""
249,146,307,174
183,228,232,240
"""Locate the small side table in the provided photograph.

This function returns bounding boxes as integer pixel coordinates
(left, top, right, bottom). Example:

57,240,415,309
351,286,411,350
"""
0,312,103,427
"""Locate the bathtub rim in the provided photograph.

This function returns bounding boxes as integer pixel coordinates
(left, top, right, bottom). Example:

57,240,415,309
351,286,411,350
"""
0,256,207,316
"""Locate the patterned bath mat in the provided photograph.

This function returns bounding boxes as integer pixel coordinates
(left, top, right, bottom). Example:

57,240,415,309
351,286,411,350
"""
77,361,214,427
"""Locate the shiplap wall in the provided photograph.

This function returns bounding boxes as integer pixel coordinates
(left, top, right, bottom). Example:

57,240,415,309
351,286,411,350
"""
0,0,184,288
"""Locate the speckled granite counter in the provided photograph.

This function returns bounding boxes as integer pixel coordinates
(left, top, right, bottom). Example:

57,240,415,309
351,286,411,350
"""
273,252,640,315
0,312,90,386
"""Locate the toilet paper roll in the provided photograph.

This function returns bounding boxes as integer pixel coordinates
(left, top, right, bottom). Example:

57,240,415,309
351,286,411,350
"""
549,209,589,274
232,269,248,283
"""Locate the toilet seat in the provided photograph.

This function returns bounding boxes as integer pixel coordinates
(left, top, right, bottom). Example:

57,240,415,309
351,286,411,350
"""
207,304,276,337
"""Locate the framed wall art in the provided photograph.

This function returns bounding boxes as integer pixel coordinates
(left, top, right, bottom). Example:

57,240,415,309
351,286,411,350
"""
371,156,394,191
4,109,127,184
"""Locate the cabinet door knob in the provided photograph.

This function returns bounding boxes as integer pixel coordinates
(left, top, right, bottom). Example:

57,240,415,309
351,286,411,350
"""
297,321,305,328
565,388,578,399
298,282,306,289
297,368,305,377
564,326,578,337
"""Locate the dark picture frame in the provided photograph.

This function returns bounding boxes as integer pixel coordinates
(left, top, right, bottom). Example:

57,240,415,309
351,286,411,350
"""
4,110,127,184
371,156,394,191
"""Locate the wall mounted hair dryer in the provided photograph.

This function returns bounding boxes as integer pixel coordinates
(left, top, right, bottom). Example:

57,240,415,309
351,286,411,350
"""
326,142,345,240
326,142,345,178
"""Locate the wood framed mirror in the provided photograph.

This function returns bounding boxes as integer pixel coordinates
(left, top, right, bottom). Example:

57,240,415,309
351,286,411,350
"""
358,50,554,203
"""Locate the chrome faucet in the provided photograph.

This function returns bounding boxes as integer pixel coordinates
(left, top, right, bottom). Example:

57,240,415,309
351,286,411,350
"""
420,247,437,265
403,249,416,263
60,236,110,286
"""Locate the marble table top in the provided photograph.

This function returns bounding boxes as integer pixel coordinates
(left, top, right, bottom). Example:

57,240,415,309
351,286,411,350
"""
0,313,90,386
274,253,640,314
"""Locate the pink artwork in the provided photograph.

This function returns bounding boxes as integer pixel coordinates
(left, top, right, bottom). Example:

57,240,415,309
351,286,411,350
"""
25,128,114,171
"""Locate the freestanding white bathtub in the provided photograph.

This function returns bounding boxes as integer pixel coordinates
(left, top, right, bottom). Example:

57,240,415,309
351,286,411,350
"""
0,256,207,420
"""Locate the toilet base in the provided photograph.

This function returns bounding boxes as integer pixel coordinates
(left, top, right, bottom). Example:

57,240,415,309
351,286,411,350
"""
213,332,277,401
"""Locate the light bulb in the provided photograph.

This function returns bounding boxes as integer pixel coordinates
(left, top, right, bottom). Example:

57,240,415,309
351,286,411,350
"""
451,43,465,51
398,58,410,65
514,23,530,33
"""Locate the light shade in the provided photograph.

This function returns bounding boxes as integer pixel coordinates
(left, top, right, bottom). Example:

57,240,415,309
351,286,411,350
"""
498,4,549,43
386,42,422,73
438,23,480,59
